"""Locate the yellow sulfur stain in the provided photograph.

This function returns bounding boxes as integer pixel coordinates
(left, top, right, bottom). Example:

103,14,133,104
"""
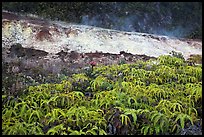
2,23,12,38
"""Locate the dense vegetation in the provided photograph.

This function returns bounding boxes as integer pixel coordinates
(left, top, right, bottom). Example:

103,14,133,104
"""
2,2,202,39
2,55,202,135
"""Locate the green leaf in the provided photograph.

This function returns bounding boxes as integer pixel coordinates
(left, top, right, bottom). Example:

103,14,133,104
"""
36,126,44,135
46,128,58,135
69,130,86,135
172,124,178,133
124,109,137,125
154,114,162,126
28,110,41,123
175,114,185,129
46,124,66,135
144,126,150,135
160,118,167,133
150,111,159,122
20,104,27,118
185,114,194,125
58,109,66,118
61,96,65,107
86,129,97,135
120,114,130,125
155,125,160,134
99,129,107,135
2,95,7,99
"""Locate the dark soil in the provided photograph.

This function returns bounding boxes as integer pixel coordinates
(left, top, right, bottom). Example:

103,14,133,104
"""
2,42,156,96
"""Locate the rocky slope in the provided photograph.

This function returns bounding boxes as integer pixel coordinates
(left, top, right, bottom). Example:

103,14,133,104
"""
2,11,202,60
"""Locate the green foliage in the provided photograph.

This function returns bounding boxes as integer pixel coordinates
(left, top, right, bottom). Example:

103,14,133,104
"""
46,124,66,135
2,55,202,135
90,75,112,92
169,51,185,60
71,73,90,91
187,54,202,64
173,113,194,129
118,59,126,65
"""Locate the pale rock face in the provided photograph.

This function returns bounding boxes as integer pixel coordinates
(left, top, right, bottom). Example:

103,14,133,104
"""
2,11,202,60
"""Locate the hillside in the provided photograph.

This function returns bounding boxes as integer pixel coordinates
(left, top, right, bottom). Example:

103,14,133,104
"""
2,11,202,60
